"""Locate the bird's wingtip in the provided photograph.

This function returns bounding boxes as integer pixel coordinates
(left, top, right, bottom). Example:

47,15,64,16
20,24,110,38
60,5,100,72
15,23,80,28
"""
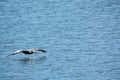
41,50,46,53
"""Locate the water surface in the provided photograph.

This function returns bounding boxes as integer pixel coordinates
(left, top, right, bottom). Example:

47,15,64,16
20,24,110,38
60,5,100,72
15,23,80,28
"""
0,0,120,80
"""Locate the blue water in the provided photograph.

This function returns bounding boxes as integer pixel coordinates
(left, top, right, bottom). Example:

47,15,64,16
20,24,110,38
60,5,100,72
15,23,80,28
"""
0,0,120,80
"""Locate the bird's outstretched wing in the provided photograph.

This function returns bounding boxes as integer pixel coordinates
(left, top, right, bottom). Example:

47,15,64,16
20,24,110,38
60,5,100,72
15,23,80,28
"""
31,48,46,53
5,50,23,57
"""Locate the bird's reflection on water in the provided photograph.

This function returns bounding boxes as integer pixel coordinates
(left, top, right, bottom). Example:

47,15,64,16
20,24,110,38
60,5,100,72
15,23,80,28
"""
14,56,47,62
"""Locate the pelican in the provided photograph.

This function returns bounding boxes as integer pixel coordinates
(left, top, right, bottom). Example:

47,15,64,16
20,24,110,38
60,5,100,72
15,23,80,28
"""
6,48,46,57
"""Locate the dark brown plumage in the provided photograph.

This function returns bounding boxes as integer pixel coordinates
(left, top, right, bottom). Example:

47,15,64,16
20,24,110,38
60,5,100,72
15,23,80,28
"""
6,48,46,57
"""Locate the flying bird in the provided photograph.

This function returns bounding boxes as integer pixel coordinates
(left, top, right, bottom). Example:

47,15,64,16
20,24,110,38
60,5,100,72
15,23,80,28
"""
6,48,46,57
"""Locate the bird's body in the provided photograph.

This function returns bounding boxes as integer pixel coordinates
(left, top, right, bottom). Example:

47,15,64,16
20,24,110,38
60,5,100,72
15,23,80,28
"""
6,48,46,57
22,50,34,54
